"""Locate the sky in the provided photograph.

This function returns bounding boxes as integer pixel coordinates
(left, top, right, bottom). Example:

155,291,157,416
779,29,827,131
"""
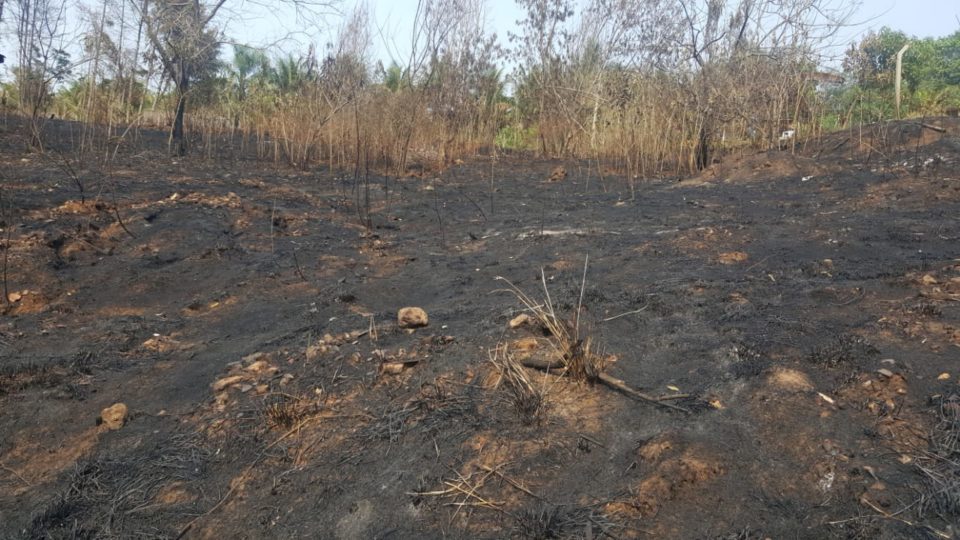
230,0,960,66
0,0,957,82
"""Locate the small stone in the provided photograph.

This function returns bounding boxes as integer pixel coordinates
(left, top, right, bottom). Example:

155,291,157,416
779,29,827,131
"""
305,343,327,360
212,375,245,392
877,368,894,378
880,358,896,365
509,313,533,329
938,372,950,381
398,307,429,328
7,291,22,303
239,384,253,393
380,362,406,375
99,403,128,430
245,360,271,373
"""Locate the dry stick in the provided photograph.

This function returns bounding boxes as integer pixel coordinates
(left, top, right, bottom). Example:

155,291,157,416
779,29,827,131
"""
270,199,276,254
291,248,309,283
574,254,589,341
112,195,137,239
602,305,648,322
175,416,318,539
1,188,9,306
0,461,32,486
827,498,950,539
433,190,445,248
518,357,690,413
477,464,541,500
456,186,487,222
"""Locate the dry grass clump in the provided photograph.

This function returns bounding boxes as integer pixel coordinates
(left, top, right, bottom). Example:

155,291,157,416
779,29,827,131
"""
488,343,546,425
27,434,209,538
494,260,607,383
916,395,960,518
262,393,312,430
494,260,693,414
512,503,615,539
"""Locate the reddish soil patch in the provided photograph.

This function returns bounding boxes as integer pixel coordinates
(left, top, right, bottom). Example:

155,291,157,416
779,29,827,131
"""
1,118,959,538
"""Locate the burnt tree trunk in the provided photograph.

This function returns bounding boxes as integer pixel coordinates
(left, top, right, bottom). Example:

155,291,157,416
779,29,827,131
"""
695,124,711,171
169,61,189,156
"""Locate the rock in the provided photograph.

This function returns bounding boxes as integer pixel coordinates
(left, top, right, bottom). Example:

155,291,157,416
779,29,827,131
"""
938,372,951,381
212,375,245,392
877,368,894,378
511,337,540,352
306,343,327,360
7,291,22,303
398,307,429,328
380,362,406,375
245,359,271,373
99,403,129,430
509,313,534,329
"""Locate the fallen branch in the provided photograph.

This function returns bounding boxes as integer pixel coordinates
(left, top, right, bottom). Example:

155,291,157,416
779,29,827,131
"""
518,357,691,413
915,122,946,133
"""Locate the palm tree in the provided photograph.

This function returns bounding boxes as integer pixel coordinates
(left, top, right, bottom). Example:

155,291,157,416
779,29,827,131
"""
270,55,308,95
230,44,269,102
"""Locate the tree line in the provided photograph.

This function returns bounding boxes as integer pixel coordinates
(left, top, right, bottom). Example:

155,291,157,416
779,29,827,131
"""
0,0,957,177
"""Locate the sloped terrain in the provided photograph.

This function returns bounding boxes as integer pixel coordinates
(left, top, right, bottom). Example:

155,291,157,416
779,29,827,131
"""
1,118,959,539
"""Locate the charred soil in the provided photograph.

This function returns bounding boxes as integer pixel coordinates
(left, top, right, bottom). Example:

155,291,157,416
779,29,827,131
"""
1,118,960,539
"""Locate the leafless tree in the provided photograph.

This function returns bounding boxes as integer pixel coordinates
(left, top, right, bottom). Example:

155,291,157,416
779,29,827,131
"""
9,0,70,147
133,0,338,156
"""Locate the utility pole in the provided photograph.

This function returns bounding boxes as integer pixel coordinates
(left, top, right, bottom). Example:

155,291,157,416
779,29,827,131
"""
895,43,910,119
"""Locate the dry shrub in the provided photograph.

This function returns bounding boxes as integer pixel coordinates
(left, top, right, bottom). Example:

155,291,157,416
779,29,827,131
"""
262,393,311,430
488,343,546,424
495,264,607,384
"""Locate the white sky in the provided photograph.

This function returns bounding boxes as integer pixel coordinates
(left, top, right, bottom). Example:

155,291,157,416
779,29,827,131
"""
229,0,960,64
0,0,957,82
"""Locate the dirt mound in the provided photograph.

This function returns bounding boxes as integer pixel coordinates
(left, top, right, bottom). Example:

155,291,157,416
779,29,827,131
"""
689,116,959,185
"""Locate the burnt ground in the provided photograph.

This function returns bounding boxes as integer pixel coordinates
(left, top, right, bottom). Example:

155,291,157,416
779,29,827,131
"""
1,117,959,539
